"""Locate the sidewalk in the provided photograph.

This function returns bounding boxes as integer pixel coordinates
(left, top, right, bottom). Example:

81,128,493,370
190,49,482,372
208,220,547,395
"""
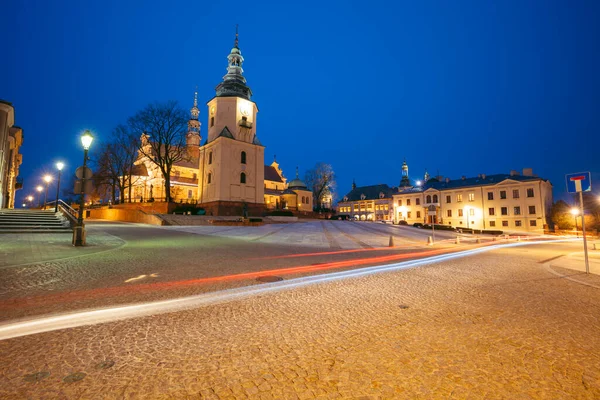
0,228,125,268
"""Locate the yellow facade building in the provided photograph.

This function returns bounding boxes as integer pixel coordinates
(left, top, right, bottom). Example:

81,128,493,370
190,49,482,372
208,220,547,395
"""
0,100,24,209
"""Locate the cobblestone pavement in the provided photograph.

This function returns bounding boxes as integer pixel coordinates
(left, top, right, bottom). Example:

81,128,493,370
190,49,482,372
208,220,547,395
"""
1,239,600,398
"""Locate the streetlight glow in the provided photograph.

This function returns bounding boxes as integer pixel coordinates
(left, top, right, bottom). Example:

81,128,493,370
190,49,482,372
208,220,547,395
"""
55,161,65,212
416,180,422,186
43,175,52,184
570,208,579,216
56,161,65,171
81,130,94,150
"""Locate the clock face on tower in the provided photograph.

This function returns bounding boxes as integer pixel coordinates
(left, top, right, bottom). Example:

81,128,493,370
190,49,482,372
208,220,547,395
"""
239,103,250,117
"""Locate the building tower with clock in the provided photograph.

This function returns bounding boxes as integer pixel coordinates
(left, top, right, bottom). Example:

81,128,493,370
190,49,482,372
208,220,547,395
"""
197,29,265,215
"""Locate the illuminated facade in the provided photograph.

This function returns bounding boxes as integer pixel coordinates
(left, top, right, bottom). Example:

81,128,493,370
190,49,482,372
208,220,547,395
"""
264,160,313,212
336,182,394,221
0,101,24,209
391,168,552,233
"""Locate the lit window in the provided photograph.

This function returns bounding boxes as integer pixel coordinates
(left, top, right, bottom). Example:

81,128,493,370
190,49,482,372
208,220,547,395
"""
407,199,411,206
210,116,214,127
514,206,521,215
500,191,506,199
529,205,536,214
457,194,463,202
530,220,537,226
488,192,494,200
416,211,421,218
527,188,534,198
407,211,411,218
513,189,520,199
446,195,451,204
447,210,452,217
489,208,495,216
458,209,464,217
468,193,475,201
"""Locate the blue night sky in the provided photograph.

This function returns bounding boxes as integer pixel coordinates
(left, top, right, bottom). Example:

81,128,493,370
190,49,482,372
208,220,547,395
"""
2,0,599,204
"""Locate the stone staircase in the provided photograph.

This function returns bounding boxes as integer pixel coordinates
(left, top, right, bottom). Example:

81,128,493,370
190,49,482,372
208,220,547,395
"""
0,209,72,233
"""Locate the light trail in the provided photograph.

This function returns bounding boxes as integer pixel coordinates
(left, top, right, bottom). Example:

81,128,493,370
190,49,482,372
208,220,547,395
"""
0,238,575,341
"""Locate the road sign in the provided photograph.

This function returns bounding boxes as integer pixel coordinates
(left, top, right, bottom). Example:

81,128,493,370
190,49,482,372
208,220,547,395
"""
74,180,94,194
566,172,591,193
75,166,93,179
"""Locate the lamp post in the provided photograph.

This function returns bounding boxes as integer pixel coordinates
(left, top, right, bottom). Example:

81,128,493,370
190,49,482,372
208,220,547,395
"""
54,162,65,212
73,130,94,246
464,206,470,232
43,175,52,209
36,185,43,208
570,208,579,238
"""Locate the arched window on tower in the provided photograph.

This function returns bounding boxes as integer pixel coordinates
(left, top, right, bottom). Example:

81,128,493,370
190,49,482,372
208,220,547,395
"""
241,151,246,164
208,152,213,164
207,173,212,184
240,172,246,184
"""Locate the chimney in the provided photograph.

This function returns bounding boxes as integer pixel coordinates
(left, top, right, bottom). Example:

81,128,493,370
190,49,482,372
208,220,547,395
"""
510,170,519,176
522,168,533,177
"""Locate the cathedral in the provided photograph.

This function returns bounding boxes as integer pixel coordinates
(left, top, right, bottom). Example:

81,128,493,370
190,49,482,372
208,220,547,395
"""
129,30,312,215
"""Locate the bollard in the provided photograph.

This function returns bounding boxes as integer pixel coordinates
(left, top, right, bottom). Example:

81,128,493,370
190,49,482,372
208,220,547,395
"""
517,236,521,242
593,243,597,250
389,235,394,247
455,236,460,244
427,236,433,245
476,237,481,244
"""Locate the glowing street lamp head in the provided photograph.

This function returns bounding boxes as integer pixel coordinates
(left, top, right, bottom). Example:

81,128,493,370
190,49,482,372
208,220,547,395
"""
27,195,33,202
36,186,43,193
56,161,65,171
43,175,52,184
81,130,94,150
570,208,579,216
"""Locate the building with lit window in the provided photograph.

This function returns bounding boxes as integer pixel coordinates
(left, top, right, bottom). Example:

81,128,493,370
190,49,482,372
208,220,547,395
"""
391,168,552,233
0,100,24,209
336,181,395,222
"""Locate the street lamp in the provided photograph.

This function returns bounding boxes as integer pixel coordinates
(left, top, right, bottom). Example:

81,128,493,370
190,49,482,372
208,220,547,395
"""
54,161,65,212
464,206,470,231
43,175,52,209
570,208,579,238
36,185,43,208
73,130,94,246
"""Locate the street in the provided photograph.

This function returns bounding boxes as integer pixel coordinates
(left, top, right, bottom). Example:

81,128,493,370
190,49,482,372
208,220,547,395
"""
1,221,599,399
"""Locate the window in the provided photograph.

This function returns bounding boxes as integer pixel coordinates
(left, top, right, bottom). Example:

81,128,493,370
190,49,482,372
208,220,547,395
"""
489,207,495,216
457,194,463,202
447,210,452,217
416,211,421,218
514,206,521,215
488,192,494,200
446,195,451,203
515,220,522,227
530,220,537,227
489,221,496,227
500,190,506,199
513,189,520,199
407,211,411,218
501,207,508,215
416,198,420,205
407,199,411,206
529,205,536,214
188,190,193,199
207,173,212,184
353,204,358,211
426,195,431,203
468,193,475,202
527,188,534,198
241,151,246,164
193,173,197,179
210,116,214,127
458,209,464,217
433,195,438,203
240,173,246,184
398,200,402,206
376,205,380,210
502,220,508,227
208,152,213,164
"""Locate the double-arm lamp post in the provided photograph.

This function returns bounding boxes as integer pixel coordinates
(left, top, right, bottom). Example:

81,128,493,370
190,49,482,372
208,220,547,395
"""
54,162,64,212
73,130,94,246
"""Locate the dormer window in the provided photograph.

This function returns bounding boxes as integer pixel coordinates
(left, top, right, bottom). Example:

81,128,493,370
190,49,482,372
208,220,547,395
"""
343,196,348,202
360,194,366,200
379,192,385,199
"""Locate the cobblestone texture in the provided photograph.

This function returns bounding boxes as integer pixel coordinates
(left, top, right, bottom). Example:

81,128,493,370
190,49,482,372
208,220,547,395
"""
1,246,599,398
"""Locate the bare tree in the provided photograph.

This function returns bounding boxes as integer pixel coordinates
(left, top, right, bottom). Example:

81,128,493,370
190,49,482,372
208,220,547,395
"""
128,101,188,203
304,162,336,211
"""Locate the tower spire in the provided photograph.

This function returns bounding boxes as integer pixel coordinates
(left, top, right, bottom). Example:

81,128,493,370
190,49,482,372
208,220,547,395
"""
234,24,239,48
215,26,252,100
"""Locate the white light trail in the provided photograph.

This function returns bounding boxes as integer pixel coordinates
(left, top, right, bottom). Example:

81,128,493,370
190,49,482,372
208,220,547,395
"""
0,239,576,341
